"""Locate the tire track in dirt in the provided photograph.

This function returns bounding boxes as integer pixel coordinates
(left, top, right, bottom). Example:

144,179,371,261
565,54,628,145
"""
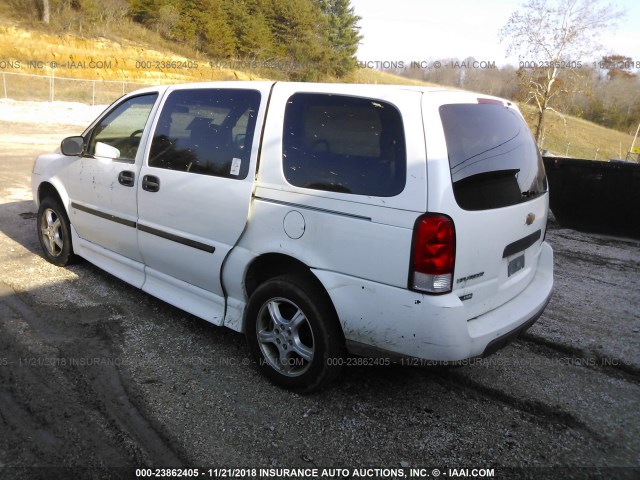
423,336,640,465
426,366,603,441
520,333,640,384
0,280,187,468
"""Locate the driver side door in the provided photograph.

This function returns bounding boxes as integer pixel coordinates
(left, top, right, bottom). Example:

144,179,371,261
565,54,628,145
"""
65,92,160,287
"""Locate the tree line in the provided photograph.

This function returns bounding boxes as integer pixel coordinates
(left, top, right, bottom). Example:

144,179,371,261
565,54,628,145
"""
398,0,638,139
397,55,639,135
9,0,638,136
22,0,361,80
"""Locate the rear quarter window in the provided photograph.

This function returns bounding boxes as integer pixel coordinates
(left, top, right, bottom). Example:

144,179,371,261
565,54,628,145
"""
440,103,547,210
282,93,406,197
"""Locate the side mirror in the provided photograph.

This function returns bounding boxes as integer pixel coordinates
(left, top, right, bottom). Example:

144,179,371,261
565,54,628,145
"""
61,136,85,156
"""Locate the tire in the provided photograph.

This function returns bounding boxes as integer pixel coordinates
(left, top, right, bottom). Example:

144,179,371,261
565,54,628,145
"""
245,274,345,392
37,197,76,266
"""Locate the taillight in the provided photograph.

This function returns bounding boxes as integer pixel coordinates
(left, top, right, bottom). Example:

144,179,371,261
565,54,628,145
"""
410,214,455,294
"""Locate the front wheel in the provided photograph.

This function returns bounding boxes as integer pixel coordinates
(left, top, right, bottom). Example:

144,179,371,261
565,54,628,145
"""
245,274,345,392
37,197,75,266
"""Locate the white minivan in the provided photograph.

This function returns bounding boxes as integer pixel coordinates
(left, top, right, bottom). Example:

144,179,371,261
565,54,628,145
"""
32,82,553,391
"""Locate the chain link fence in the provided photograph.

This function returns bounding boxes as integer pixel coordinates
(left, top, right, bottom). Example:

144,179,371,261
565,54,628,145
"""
1,71,152,105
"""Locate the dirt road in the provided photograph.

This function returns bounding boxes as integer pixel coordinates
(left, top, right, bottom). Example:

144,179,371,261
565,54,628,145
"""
0,105,638,479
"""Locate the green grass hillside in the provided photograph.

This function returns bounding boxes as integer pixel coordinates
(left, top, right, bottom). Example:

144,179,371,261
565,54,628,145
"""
519,107,634,160
0,16,634,161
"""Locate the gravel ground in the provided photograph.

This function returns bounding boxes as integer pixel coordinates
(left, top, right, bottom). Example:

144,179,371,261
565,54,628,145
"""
0,101,638,480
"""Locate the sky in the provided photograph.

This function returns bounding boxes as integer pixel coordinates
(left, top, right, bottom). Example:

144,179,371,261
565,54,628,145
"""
349,0,640,67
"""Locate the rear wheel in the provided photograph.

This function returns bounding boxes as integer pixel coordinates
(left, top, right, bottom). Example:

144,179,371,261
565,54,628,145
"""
37,197,75,266
245,274,345,392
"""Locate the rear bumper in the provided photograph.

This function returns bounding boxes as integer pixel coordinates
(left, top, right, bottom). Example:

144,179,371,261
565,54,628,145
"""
314,241,554,361
480,291,550,357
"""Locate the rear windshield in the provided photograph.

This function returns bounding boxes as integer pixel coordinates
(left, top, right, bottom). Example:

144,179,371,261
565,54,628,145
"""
439,103,547,211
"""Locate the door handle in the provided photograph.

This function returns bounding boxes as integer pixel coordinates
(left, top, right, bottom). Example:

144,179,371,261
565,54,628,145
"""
118,170,135,187
142,175,160,192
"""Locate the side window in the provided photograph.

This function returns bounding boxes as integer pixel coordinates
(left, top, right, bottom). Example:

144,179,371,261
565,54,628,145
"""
149,89,261,180
88,94,158,160
282,93,406,197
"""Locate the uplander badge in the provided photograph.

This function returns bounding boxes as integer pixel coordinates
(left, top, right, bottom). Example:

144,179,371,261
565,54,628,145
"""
456,272,485,284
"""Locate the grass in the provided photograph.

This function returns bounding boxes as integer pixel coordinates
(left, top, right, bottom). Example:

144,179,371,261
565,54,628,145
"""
520,106,635,160
0,19,259,85
349,69,440,87
0,14,635,161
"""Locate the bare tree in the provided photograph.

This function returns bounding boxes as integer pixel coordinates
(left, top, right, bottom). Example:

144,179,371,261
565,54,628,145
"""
500,0,623,144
